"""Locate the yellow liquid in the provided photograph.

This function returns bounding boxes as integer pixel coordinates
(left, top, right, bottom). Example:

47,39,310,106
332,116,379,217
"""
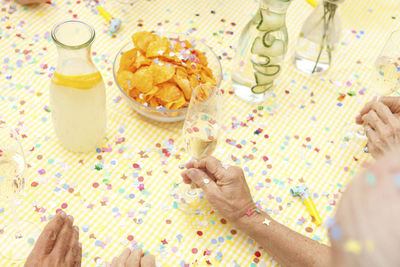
0,150,25,198
50,80,106,153
184,113,218,159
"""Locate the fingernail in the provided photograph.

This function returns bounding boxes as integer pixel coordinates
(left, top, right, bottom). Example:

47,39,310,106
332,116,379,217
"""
59,211,66,218
73,226,79,232
67,215,74,223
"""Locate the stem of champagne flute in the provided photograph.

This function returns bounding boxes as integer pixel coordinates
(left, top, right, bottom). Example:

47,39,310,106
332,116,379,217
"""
10,197,23,239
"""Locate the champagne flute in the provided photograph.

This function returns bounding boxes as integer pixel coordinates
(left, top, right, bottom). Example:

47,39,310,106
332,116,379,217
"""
174,84,223,212
345,30,400,152
0,122,40,261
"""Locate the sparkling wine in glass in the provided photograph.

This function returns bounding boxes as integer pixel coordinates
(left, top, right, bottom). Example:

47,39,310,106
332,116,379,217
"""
0,123,40,261
175,84,223,212
345,31,400,151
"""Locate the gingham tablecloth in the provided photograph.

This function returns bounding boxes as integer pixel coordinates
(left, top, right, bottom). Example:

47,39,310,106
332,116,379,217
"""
1,0,399,266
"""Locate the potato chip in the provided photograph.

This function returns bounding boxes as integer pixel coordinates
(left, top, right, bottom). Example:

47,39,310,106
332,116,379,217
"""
131,31,158,53
117,70,135,92
157,83,183,105
150,63,175,84
134,55,152,69
189,74,200,90
131,67,153,93
146,37,170,58
119,48,138,72
174,68,191,100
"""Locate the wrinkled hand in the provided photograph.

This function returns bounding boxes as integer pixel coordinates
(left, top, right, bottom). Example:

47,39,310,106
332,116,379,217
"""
108,247,155,267
181,156,256,225
15,0,46,5
356,97,400,157
25,211,82,267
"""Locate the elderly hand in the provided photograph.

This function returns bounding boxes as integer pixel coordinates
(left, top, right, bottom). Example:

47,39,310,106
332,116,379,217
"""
25,211,82,267
181,156,256,225
356,97,400,157
108,247,155,267
15,0,46,5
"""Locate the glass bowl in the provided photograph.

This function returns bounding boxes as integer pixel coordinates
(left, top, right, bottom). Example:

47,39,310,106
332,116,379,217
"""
113,32,222,122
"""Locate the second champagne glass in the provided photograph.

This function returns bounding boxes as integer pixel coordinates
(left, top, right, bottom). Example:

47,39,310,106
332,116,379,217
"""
174,84,223,212
344,30,400,152
0,123,40,261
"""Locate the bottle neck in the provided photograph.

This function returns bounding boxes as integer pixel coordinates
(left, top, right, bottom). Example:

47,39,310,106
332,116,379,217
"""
55,45,97,75
259,0,291,13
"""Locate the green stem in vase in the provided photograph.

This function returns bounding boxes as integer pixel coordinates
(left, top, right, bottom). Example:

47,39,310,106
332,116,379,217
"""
311,1,337,74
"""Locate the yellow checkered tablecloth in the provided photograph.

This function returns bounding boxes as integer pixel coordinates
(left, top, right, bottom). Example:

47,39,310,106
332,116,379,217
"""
0,0,399,266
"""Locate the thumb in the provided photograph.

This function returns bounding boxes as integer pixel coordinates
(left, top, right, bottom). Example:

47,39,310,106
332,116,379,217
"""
183,168,220,196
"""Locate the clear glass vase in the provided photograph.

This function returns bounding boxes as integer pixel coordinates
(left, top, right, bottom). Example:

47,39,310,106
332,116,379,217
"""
50,20,107,153
232,0,292,104
294,0,343,75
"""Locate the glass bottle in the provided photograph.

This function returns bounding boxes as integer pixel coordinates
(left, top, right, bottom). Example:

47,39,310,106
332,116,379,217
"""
232,0,292,104
294,0,343,75
50,20,107,153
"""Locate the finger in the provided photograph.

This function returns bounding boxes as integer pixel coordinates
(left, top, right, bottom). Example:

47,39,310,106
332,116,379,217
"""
52,215,74,258
185,160,197,169
118,248,131,265
362,111,386,135
140,254,156,267
74,243,82,267
379,96,400,114
126,247,142,267
358,97,378,117
30,211,66,255
65,226,80,266
111,257,120,267
194,156,226,181
367,101,395,124
366,128,384,156
183,168,220,196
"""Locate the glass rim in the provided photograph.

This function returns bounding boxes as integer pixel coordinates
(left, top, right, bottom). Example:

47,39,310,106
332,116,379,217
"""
51,20,96,50
113,32,223,113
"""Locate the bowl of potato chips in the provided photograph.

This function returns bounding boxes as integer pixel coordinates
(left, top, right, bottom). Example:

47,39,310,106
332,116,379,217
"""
113,31,222,122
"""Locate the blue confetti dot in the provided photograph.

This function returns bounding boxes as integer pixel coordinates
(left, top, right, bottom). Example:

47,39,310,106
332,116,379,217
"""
360,30,365,34
95,240,102,246
0,208,4,213
27,237,35,245
211,238,217,244
262,170,267,175
337,102,343,107
112,207,119,212
218,237,224,242
82,224,89,232
129,193,135,199
96,148,101,153
276,197,282,203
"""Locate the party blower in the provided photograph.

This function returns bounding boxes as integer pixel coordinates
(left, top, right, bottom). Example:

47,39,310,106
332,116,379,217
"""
97,6,121,34
291,185,322,226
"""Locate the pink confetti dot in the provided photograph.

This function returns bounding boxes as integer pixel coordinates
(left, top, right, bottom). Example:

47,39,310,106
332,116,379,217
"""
38,169,46,175
171,246,178,253
93,182,99,188
192,248,198,254
127,235,134,241
138,176,144,182
61,203,68,209
344,167,349,172
346,81,352,86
